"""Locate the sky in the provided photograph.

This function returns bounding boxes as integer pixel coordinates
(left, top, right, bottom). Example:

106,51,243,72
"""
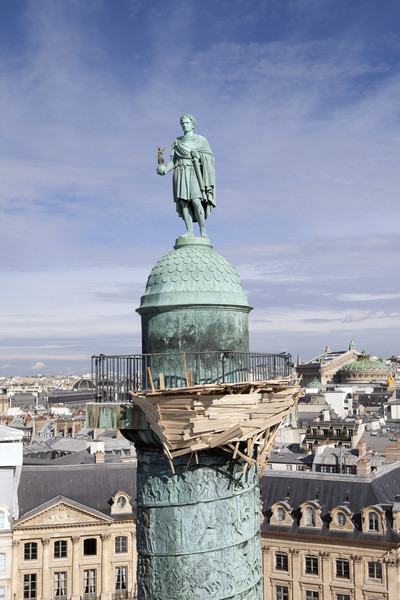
1,0,400,377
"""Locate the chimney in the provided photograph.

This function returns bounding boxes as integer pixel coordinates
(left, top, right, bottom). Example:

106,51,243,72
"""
358,439,367,457
95,451,105,464
356,457,371,475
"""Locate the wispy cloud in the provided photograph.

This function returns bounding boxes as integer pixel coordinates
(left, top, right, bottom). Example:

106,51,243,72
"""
1,0,399,374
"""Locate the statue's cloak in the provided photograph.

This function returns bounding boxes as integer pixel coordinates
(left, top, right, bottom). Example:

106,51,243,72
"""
171,134,216,222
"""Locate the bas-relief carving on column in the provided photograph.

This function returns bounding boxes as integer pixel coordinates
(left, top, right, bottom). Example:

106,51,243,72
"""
138,534,262,600
138,486,259,555
137,447,258,507
136,447,262,599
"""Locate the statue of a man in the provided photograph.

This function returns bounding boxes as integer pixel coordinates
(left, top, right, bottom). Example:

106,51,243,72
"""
157,115,215,237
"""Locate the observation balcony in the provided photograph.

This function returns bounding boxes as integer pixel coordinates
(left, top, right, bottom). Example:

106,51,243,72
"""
91,351,293,404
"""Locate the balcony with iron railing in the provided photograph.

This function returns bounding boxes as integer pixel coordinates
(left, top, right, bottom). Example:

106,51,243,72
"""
91,351,293,403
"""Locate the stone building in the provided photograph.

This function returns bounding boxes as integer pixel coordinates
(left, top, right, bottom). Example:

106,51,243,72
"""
296,343,359,387
260,462,400,600
12,463,137,600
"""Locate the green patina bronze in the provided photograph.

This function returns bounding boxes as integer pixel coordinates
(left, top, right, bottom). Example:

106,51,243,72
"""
137,236,252,358
87,117,263,599
156,114,215,238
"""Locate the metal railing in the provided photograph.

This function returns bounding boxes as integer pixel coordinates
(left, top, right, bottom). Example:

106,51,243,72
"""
91,351,292,403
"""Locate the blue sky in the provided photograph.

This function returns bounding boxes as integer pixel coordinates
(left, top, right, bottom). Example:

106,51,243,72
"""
1,0,400,376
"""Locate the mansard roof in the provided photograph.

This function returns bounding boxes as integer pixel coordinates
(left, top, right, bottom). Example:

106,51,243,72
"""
18,462,137,519
260,462,400,543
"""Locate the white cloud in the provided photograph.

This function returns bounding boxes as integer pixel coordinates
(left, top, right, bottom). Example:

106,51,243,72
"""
28,361,46,372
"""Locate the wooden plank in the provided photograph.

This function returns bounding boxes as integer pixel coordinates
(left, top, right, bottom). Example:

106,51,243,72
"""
147,367,155,393
159,373,165,390
209,424,243,448
183,352,189,385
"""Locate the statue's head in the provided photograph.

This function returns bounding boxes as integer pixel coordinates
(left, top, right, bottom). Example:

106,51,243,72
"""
180,114,196,129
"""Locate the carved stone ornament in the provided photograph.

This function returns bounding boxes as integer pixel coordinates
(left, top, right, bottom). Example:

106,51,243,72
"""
289,548,300,556
101,533,112,541
319,551,330,560
18,502,109,527
71,536,80,545
12,540,20,547
42,538,51,546
350,554,362,563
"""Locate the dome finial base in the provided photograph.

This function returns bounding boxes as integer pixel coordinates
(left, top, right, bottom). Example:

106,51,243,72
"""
174,234,212,250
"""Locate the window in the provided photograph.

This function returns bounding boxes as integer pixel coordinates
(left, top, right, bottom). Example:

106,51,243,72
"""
368,512,379,532
276,586,289,600
23,574,37,600
115,566,127,592
83,538,97,556
336,595,350,600
54,540,68,559
0,554,5,573
0,586,5,600
54,572,67,599
277,507,286,522
115,536,128,554
368,562,382,580
306,592,319,600
336,512,347,526
24,542,38,560
305,507,316,526
336,559,350,579
275,552,288,571
0,512,5,529
83,570,96,595
305,556,318,575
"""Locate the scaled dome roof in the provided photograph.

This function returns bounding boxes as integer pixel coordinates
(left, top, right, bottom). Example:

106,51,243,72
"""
137,238,252,313
340,352,389,373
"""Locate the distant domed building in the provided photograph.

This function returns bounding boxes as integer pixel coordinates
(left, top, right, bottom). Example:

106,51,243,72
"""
71,378,94,391
339,351,389,384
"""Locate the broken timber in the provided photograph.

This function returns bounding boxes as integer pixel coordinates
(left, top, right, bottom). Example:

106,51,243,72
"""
128,377,300,475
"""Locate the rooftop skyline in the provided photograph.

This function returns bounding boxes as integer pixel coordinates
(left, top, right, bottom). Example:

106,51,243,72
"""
1,0,400,376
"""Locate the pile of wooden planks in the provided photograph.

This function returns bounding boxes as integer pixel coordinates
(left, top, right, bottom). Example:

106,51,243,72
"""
129,378,300,475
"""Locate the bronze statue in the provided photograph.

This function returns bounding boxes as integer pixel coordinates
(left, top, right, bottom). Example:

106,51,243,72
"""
157,115,215,238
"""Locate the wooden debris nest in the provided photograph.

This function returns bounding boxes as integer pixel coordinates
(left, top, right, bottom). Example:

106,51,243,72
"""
129,375,301,476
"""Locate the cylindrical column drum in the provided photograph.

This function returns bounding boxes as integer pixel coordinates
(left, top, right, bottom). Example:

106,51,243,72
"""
136,444,262,600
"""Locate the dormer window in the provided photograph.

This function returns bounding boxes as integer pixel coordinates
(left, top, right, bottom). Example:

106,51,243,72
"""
329,506,353,532
361,505,386,534
110,491,133,516
270,502,293,526
300,501,323,529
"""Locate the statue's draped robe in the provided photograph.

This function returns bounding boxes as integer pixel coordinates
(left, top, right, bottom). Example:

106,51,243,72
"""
171,134,216,222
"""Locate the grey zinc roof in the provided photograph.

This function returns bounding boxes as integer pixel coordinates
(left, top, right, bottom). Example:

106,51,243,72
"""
18,462,137,518
259,462,400,543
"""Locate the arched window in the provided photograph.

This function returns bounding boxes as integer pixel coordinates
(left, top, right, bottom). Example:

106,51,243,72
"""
276,507,285,522
305,506,316,526
0,512,5,529
368,512,379,532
